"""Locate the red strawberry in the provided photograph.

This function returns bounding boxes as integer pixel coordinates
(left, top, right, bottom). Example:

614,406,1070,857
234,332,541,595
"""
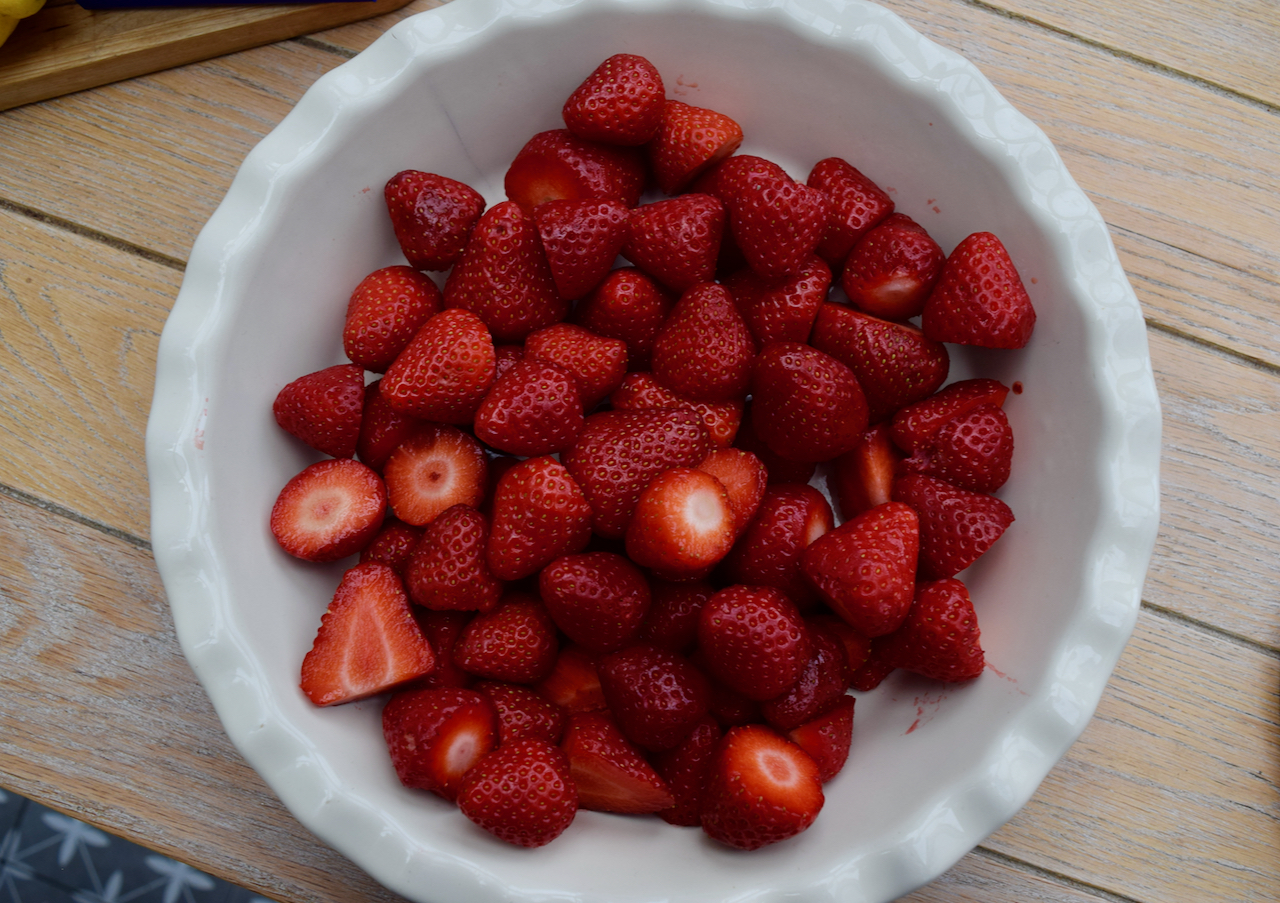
695,447,767,535
700,724,824,850
407,609,475,690
443,201,569,343
749,341,868,463
474,681,568,746
651,716,722,826
879,577,984,681
343,266,443,373
381,687,499,800
598,643,711,752
829,423,904,520
638,579,714,654
760,628,848,732
722,170,831,282
272,363,365,459
787,694,854,783
270,458,387,562
504,129,646,211
383,170,485,272
809,302,950,424
892,473,1014,578
805,156,894,267
382,423,488,527
457,738,578,847
807,613,872,685
625,467,737,579
722,255,831,346
356,379,422,472
890,377,1010,454
572,267,674,370
921,231,1036,349
693,153,789,202
848,638,897,691
703,674,764,728
300,562,435,705
538,551,651,653
649,100,743,195
732,407,817,485
359,515,423,576
533,198,630,300
697,585,810,701
561,53,665,145
403,504,503,612
561,407,713,538
486,456,593,581
560,712,675,814
651,282,755,404
719,483,833,608
900,402,1014,493
621,193,725,293
473,358,584,457
840,213,944,321
801,502,919,637
453,593,559,684
609,371,742,447
380,308,496,423
534,644,607,713
524,323,629,410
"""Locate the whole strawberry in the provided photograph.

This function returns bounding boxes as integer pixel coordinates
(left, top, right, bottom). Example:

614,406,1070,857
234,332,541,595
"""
538,551,652,653
723,170,831,282
805,156,894,267
722,255,832,346
453,593,559,684
403,504,503,612
840,213,945,321
622,193,726,293
486,456,593,581
609,372,743,448
900,402,1014,493
922,231,1036,349
879,577,985,681
272,363,365,459
890,377,1010,454
697,585,810,701
384,170,485,272
749,342,867,463
649,99,744,194
597,643,711,751
561,53,666,146
651,282,755,404
380,308,496,424
456,738,578,847
473,357,585,457
892,473,1014,578
719,483,833,608
504,129,647,211
572,266,674,370
343,266,442,373
533,198,630,300
524,322,629,410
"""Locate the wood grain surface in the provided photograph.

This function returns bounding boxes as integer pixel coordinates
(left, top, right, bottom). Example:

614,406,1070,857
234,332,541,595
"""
0,0,1276,901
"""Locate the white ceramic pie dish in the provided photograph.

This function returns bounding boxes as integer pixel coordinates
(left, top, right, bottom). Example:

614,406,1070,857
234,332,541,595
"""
145,0,1162,900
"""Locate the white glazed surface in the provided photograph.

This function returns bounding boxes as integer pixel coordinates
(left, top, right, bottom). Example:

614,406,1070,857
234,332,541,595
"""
145,0,1163,900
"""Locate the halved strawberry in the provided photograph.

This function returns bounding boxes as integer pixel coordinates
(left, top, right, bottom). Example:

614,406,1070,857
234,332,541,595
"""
722,170,831,282
597,643,711,752
359,515,423,576
272,363,365,459
403,504,503,612
457,738,578,847
749,341,867,463
473,358,585,457
651,282,756,404
524,322,629,410
561,53,666,146
382,423,488,527
343,266,442,373
921,231,1036,349
805,156,894,268
486,455,593,581
609,371,742,448
722,255,831,346
695,447,767,535
621,193,725,293
719,483,833,609
787,694,853,783
697,585,810,701
829,423,904,520
900,402,1014,493
453,593,559,684
638,578,714,655
649,99,744,195
892,473,1014,578
381,686,499,800
801,501,919,637
809,302,949,425
504,129,647,211
699,724,824,850
538,551,651,653
356,379,422,473
651,716,722,826
384,170,485,272
380,308,496,424
560,712,675,814
572,267,674,371
443,200,569,343
474,681,568,746
270,458,387,563
890,377,1010,454
878,577,984,681
534,644,607,713
534,198,630,300
300,562,435,706
625,467,737,580
840,213,944,321
760,627,848,732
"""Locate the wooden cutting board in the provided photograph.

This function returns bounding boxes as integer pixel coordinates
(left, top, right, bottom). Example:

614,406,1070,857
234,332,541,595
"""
0,0,413,112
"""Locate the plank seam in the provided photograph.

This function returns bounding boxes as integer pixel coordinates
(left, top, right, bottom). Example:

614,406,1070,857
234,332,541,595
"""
973,846,1150,903
0,481,152,552
1140,598,1280,659
1142,317,1280,379
291,35,360,61
0,198,188,273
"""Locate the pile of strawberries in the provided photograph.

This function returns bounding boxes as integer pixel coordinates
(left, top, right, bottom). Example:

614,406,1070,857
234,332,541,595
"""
268,53,1036,852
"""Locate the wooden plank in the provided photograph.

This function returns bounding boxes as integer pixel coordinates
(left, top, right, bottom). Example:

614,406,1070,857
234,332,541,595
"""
983,0,1280,109
985,608,1280,903
902,849,1128,902
0,0,413,112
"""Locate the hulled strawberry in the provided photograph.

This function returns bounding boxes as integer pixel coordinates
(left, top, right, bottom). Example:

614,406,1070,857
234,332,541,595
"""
270,458,387,562
533,198,630,300
732,407,818,485
381,686,499,800
840,213,944,321
562,53,666,146
625,467,737,579
787,694,853,783
381,423,488,527
697,585,810,701
879,577,985,681
453,593,559,684
407,609,475,691
572,267,674,371
609,371,743,447
828,423,904,520
638,579,714,654
900,402,1014,493
300,562,435,706
649,99,744,194
273,363,365,459
892,473,1014,578
921,231,1036,349
560,712,675,814
759,627,848,732
524,322,629,410
722,170,831,283
890,377,1010,454
621,193,725,293
805,156,894,267
473,358,585,457
597,643,711,751
384,170,485,272
722,255,832,346
749,342,867,463
504,129,647,211
443,200,569,343
693,153,789,202
695,447,767,536
651,282,755,404
652,715,722,826
343,266,442,373
359,516,423,576
457,738,578,847
403,504,503,612
535,644,608,713
538,551,652,653
474,680,568,746
380,308,496,424
356,379,422,472
719,483,833,608
486,455,593,581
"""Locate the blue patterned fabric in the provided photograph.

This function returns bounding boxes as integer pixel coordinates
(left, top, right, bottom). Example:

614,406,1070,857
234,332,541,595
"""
0,788,273,903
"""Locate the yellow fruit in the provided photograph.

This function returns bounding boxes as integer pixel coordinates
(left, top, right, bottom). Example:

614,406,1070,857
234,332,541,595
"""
0,15,17,47
0,0,44,17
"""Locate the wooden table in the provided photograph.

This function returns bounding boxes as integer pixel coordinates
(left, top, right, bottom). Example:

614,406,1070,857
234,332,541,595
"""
1,1,1276,900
